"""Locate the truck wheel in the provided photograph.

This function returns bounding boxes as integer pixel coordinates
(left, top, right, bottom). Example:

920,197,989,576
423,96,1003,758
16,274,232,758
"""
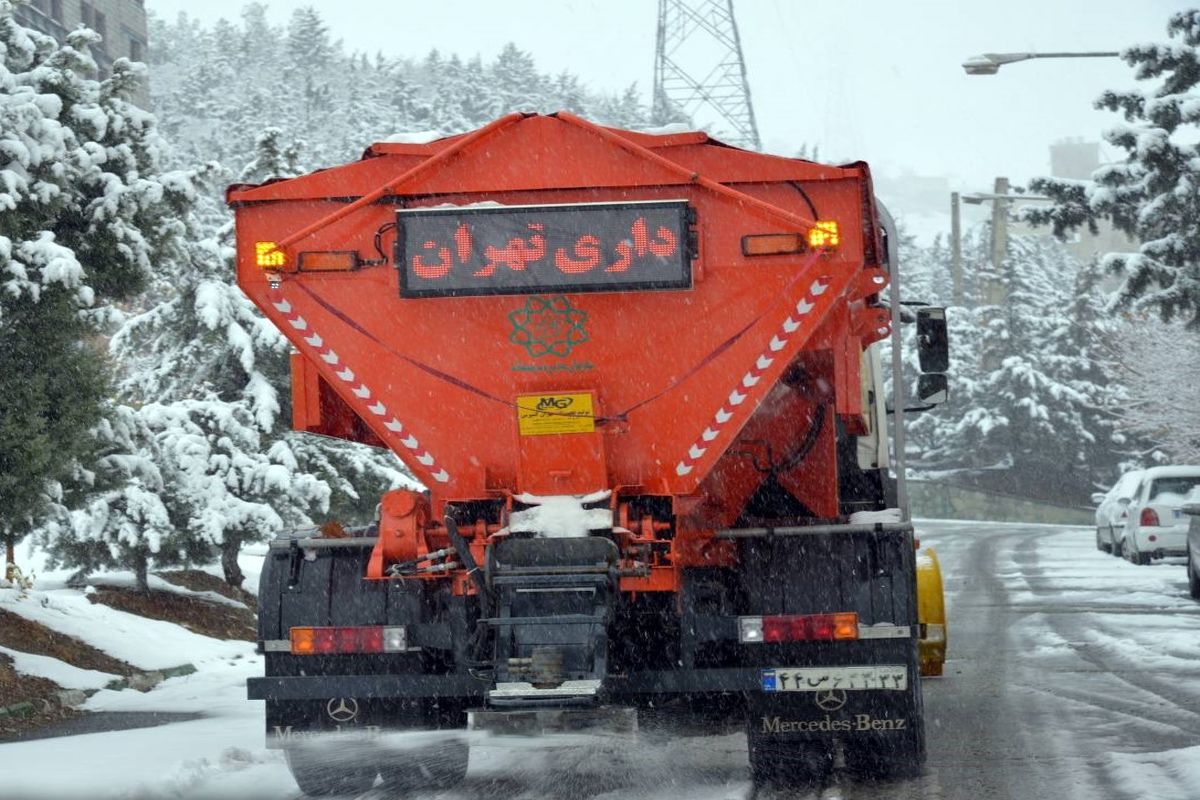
1095,529,1110,553
380,739,469,791
285,747,377,796
746,732,833,787
1188,555,1200,600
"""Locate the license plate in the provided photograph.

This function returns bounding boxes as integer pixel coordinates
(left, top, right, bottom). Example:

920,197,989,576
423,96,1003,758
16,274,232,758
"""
1175,509,1184,520
761,665,908,692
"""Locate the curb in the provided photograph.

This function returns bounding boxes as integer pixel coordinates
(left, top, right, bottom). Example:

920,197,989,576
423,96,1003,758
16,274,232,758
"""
0,662,197,719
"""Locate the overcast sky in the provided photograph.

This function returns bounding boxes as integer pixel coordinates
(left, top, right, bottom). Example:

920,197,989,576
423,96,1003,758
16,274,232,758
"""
147,0,1190,190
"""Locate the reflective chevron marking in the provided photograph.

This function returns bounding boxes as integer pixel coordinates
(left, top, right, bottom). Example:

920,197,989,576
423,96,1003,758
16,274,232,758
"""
270,292,451,484
675,276,832,479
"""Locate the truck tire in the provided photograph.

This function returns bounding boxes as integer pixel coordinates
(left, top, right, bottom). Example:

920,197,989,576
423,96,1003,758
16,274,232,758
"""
379,739,469,791
284,747,377,796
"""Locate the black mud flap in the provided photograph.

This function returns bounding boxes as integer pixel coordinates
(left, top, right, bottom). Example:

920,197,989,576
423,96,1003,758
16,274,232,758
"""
746,653,926,782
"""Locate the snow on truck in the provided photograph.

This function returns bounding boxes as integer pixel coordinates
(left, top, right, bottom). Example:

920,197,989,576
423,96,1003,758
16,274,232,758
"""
228,112,949,793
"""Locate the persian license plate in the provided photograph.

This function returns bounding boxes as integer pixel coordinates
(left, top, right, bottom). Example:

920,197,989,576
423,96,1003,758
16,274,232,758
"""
761,665,908,693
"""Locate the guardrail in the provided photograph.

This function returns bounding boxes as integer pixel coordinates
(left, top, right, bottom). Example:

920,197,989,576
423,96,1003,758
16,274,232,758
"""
908,479,1094,525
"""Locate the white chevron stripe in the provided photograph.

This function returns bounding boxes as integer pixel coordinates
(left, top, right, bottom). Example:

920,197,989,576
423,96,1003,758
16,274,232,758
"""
431,469,451,483
715,407,733,424
320,350,339,364
701,427,719,442
272,300,291,313
756,355,774,370
769,336,787,352
729,389,747,406
810,280,828,295
288,316,308,330
335,366,354,381
303,332,323,347
368,401,386,416
782,317,800,333
675,462,693,476
401,435,419,449
742,373,760,388
384,418,404,433
352,384,370,399
416,453,435,466
688,444,707,460
796,299,814,315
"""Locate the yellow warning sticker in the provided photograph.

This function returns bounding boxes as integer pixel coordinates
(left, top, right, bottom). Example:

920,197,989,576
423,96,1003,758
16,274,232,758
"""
517,393,595,436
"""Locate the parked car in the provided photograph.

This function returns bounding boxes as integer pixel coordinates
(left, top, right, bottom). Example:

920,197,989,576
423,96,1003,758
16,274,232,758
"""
1117,466,1200,565
1183,487,1200,599
1092,469,1145,554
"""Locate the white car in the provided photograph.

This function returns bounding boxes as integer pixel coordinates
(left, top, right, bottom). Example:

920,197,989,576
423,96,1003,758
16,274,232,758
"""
1092,469,1145,554
1116,465,1200,565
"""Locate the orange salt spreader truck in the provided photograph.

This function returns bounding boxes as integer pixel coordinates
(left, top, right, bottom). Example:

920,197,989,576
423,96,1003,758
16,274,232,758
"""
230,113,949,794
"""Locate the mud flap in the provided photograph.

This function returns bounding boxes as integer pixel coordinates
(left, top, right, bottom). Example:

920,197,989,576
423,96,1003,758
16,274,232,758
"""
746,651,926,781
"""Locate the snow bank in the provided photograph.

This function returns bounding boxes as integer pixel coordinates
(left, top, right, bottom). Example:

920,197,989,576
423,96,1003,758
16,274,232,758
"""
0,587,252,670
0,644,116,691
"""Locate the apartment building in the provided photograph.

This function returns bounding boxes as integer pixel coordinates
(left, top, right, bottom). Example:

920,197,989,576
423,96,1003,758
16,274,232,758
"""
13,0,149,105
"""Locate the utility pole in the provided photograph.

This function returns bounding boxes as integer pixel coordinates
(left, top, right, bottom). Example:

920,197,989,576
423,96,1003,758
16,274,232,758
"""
950,191,963,306
653,0,761,151
986,176,1010,306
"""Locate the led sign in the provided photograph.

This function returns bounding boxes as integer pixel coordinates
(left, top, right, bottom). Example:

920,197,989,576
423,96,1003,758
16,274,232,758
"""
397,200,692,298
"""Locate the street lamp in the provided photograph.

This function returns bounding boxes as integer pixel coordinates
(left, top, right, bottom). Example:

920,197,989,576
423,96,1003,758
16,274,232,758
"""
962,51,1120,75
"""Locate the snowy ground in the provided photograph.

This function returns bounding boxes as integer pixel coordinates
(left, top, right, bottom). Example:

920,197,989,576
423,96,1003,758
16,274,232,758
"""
0,521,1198,799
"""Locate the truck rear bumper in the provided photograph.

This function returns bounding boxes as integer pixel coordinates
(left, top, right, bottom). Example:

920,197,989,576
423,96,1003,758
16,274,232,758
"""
248,664,914,701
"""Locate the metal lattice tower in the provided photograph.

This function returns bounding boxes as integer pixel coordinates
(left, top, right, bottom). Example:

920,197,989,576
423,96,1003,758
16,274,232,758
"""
653,0,761,151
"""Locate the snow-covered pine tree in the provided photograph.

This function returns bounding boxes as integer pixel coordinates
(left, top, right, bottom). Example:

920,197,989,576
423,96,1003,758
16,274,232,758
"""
1024,10,1200,329
0,9,193,577
44,404,176,592
111,131,408,587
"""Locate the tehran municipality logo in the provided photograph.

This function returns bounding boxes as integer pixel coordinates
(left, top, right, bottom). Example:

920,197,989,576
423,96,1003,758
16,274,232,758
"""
508,295,589,358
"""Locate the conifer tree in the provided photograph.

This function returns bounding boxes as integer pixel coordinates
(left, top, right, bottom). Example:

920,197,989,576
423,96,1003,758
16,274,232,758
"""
1025,10,1200,329
1,9,193,578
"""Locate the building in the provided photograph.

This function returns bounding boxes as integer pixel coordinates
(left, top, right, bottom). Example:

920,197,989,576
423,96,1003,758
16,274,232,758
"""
1017,137,1138,266
12,0,149,105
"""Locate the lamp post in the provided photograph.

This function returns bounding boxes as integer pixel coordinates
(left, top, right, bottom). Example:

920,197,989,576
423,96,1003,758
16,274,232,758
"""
962,51,1120,75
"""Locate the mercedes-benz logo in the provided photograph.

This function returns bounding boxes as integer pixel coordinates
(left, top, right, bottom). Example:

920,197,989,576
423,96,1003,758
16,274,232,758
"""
814,689,848,712
326,697,359,723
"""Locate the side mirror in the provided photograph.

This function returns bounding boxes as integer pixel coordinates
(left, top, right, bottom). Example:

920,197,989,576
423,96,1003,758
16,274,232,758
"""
1090,492,1106,505
917,373,948,406
917,307,949,373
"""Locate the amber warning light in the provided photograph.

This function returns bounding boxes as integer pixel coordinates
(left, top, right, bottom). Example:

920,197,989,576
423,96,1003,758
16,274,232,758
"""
397,200,694,298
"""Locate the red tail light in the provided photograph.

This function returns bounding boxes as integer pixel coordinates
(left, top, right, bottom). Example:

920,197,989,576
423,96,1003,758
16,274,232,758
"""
290,626,406,655
761,613,859,642
1140,508,1160,527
